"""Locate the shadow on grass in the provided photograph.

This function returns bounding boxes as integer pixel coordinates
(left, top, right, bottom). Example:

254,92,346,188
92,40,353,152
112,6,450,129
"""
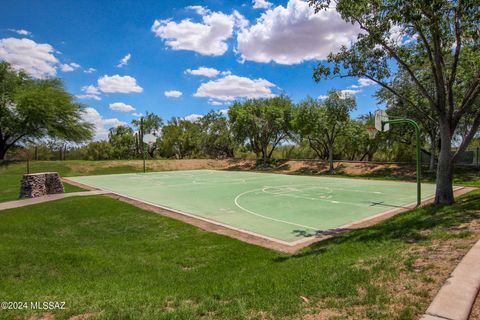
275,190,480,262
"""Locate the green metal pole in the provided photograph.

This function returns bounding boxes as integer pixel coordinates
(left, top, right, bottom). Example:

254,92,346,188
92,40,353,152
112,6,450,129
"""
382,118,421,206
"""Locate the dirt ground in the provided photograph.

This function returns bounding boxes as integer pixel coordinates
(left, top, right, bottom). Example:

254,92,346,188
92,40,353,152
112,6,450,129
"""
75,158,419,177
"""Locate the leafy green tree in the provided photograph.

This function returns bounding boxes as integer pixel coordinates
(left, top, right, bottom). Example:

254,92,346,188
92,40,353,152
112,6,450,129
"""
131,112,163,135
0,62,93,159
338,119,369,161
376,69,440,171
229,96,294,166
82,141,113,160
158,117,201,159
198,111,235,158
295,92,356,173
309,0,480,204
294,97,329,160
108,125,135,159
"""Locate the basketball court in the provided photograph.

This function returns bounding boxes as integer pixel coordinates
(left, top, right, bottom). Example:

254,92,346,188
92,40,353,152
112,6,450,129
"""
68,170,440,248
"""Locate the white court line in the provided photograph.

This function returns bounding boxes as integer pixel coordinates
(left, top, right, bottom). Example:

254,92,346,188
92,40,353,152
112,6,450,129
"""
259,184,383,208
234,188,319,230
233,183,414,228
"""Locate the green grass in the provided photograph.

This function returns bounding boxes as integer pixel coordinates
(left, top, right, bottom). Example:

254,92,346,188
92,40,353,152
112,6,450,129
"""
0,191,479,319
0,161,144,202
0,162,83,202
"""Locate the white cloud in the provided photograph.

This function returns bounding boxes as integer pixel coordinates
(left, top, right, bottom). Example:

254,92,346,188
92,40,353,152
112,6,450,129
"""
253,0,273,9
232,10,249,29
76,85,101,101
185,67,220,78
194,75,276,101
109,102,135,112
76,94,101,101
350,78,376,89
186,5,209,15
0,38,59,78
97,75,143,93
184,114,203,122
82,107,125,140
208,100,225,106
151,8,237,56
339,89,360,97
319,90,360,100
82,85,100,95
77,94,101,101
132,112,143,117
8,29,32,36
117,53,131,68
84,67,96,73
236,0,361,64
60,62,80,72
164,90,183,98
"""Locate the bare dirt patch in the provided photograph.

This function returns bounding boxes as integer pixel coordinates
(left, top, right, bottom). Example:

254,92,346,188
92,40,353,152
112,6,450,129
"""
65,159,421,177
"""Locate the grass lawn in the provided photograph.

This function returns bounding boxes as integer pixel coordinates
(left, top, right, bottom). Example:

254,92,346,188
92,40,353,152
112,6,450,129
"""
0,191,479,319
0,161,142,203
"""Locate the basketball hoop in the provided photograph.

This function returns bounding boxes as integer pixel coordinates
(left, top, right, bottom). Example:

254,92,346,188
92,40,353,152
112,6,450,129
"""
142,134,157,146
367,126,378,139
375,109,390,132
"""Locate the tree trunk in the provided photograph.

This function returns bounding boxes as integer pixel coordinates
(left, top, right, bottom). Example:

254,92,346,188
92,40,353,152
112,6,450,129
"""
0,147,6,160
367,151,373,162
359,151,368,161
328,144,334,174
429,134,436,172
434,123,454,204
262,145,268,167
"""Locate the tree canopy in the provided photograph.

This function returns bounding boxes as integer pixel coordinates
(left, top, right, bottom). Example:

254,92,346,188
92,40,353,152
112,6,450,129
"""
0,62,93,159
309,0,480,203
294,91,356,173
229,96,294,166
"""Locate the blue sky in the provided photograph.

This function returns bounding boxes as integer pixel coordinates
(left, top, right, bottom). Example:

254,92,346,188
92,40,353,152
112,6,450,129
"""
1,0,383,139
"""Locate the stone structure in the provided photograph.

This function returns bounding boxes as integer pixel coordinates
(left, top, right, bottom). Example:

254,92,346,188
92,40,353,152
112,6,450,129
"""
19,172,65,198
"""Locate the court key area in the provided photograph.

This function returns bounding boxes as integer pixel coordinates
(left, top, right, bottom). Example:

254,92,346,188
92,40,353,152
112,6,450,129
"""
69,170,437,245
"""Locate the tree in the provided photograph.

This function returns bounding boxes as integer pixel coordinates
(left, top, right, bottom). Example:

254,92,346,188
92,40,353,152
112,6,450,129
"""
294,92,356,173
108,125,135,159
376,69,440,171
309,0,480,204
198,111,235,158
82,141,113,160
158,117,201,159
229,96,294,166
294,97,329,160
338,119,369,160
0,62,93,159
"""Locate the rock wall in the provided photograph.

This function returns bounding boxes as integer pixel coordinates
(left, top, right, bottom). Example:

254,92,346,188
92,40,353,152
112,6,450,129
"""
20,172,65,198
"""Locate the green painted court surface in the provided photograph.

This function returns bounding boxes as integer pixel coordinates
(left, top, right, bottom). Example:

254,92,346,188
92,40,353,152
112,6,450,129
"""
70,170,437,243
